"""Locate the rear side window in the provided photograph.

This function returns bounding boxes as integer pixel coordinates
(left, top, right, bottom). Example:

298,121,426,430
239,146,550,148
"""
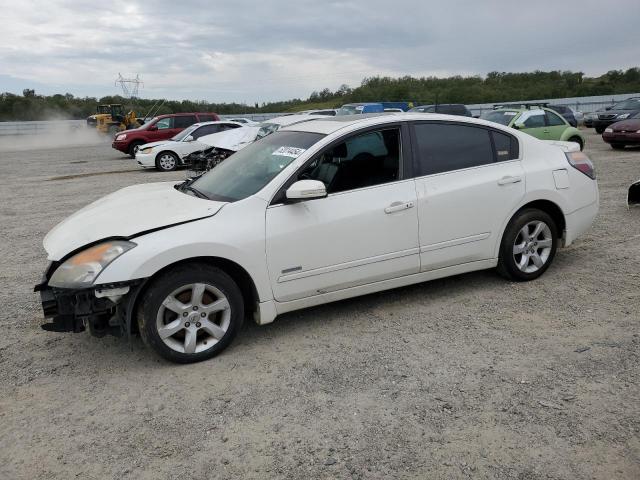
198,114,217,122
413,123,494,175
491,130,519,161
174,115,198,129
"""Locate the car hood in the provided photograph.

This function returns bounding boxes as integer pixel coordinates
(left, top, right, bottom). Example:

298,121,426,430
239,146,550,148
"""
139,140,174,149
199,126,260,152
44,182,226,261
608,118,640,130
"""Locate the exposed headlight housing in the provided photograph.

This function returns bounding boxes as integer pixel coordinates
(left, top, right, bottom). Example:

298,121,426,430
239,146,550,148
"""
140,147,154,153
49,241,136,288
115,134,127,141
617,113,630,119
605,128,613,133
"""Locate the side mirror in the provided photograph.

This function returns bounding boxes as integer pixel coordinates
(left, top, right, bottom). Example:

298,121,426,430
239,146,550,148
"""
513,123,524,130
184,135,194,142
148,125,158,131
285,180,327,201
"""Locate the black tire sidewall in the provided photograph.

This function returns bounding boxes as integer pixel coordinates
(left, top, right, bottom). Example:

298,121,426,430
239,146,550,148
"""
498,209,558,281
139,265,244,363
128,141,144,158
568,136,584,151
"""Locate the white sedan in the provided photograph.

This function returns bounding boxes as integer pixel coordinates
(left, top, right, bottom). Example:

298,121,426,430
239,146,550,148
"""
37,113,598,363
135,121,243,171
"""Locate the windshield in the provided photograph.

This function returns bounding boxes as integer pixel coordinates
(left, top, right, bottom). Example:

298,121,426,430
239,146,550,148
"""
612,99,640,110
481,110,518,126
140,116,159,129
255,122,280,140
171,124,199,141
336,105,361,116
192,131,325,202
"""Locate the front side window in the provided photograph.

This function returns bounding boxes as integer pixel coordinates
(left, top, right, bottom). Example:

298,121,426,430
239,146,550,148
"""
155,117,173,130
522,112,546,128
612,99,640,110
174,115,198,129
545,111,566,126
413,123,494,176
192,131,325,202
481,110,518,126
192,124,221,139
296,128,401,194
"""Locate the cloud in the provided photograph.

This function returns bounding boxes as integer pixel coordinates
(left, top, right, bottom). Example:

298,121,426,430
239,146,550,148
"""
0,0,638,103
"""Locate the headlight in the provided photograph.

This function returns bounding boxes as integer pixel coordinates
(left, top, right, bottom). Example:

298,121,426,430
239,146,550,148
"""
605,128,613,133
115,134,127,141
140,147,154,153
617,114,630,119
49,241,136,288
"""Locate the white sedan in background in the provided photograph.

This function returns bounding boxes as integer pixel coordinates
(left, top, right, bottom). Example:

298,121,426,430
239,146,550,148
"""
135,121,243,171
38,113,598,363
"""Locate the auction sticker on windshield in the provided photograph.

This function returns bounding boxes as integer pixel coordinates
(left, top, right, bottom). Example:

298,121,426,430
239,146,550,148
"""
273,146,306,158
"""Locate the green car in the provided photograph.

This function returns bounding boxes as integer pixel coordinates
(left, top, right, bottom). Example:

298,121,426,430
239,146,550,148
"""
481,107,585,150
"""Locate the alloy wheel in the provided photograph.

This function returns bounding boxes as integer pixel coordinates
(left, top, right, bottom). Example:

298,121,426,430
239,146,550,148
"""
158,153,176,170
156,283,231,354
512,221,553,273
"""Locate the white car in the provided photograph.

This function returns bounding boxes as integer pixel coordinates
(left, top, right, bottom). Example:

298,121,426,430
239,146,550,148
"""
135,121,243,171
225,117,259,125
37,113,599,363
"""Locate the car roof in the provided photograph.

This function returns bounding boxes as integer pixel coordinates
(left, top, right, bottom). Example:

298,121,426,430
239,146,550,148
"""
263,114,327,126
191,120,241,127
156,112,218,118
280,112,507,135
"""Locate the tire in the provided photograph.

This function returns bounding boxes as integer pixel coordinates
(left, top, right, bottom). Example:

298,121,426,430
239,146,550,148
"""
595,126,605,134
568,136,584,151
155,151,179,171
138,264,244,363
128,141,144,158
611,143,625,150
497,208,558,282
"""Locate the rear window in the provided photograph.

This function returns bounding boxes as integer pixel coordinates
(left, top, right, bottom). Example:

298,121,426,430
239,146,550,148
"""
413,123,494,175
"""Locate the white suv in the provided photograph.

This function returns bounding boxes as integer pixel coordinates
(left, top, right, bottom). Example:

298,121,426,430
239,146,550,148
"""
37,114,599,363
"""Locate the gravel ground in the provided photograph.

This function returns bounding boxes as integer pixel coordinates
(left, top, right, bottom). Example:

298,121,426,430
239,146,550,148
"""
0,129,638,479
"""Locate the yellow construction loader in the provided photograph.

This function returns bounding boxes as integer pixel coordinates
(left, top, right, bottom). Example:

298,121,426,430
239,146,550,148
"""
86,104,141,135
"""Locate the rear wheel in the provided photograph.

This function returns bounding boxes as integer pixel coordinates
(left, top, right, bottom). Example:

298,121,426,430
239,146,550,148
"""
568,136,584,151
138,264,244,363
611,143,625,150
128,140,144,158
595,126,605,134
155,151,179,171
497,209,558,281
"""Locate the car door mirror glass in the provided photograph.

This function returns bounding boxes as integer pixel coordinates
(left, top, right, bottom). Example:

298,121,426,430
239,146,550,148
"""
513,122,524,130
148,125,158,131
184,135,194,142
286,180,327,201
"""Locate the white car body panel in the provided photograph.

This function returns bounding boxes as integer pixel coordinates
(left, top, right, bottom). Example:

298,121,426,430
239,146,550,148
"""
43,113,599,327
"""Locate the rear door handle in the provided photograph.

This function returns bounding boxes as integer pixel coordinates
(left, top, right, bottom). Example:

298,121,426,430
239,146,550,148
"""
497,176,522,186
384,201,415,214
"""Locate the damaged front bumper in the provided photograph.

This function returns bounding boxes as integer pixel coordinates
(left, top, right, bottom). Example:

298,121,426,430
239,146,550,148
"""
35,265,143,338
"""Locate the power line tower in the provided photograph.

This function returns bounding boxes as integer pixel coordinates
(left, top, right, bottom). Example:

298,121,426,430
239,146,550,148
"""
115,73,143,99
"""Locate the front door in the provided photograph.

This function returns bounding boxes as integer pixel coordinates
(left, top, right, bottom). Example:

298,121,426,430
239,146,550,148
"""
516,110,549,140
411,122,525,271
265,126,420,302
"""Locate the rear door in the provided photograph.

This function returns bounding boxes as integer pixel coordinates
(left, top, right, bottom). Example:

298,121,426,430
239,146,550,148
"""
410,122,524,271
517,110,549,140
173,115,198,136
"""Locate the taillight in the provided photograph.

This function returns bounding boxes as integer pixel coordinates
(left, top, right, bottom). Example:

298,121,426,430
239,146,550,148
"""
566,151,596,179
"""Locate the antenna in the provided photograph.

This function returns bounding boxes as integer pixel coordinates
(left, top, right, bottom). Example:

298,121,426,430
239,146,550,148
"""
115,73,143,99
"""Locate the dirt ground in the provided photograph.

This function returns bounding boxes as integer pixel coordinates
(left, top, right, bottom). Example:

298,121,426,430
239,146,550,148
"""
0,128,638,479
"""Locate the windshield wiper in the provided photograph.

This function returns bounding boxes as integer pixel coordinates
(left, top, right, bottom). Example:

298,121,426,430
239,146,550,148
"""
181,184,210,199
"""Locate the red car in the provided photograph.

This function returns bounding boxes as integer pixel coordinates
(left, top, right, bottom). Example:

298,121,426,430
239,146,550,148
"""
112,112,219,157
602,112,640,150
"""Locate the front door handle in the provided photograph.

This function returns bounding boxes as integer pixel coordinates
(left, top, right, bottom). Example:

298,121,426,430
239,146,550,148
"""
384,201,415,214
497,176,522,186
543,129,550,133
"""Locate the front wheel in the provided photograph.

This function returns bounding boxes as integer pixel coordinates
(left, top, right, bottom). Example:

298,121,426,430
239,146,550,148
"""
138,264,244,363
128,141,144,158
155,151,179,171
497,209,558,281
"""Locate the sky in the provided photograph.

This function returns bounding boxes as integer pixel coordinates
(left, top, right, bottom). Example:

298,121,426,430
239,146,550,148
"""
1,0,639,104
